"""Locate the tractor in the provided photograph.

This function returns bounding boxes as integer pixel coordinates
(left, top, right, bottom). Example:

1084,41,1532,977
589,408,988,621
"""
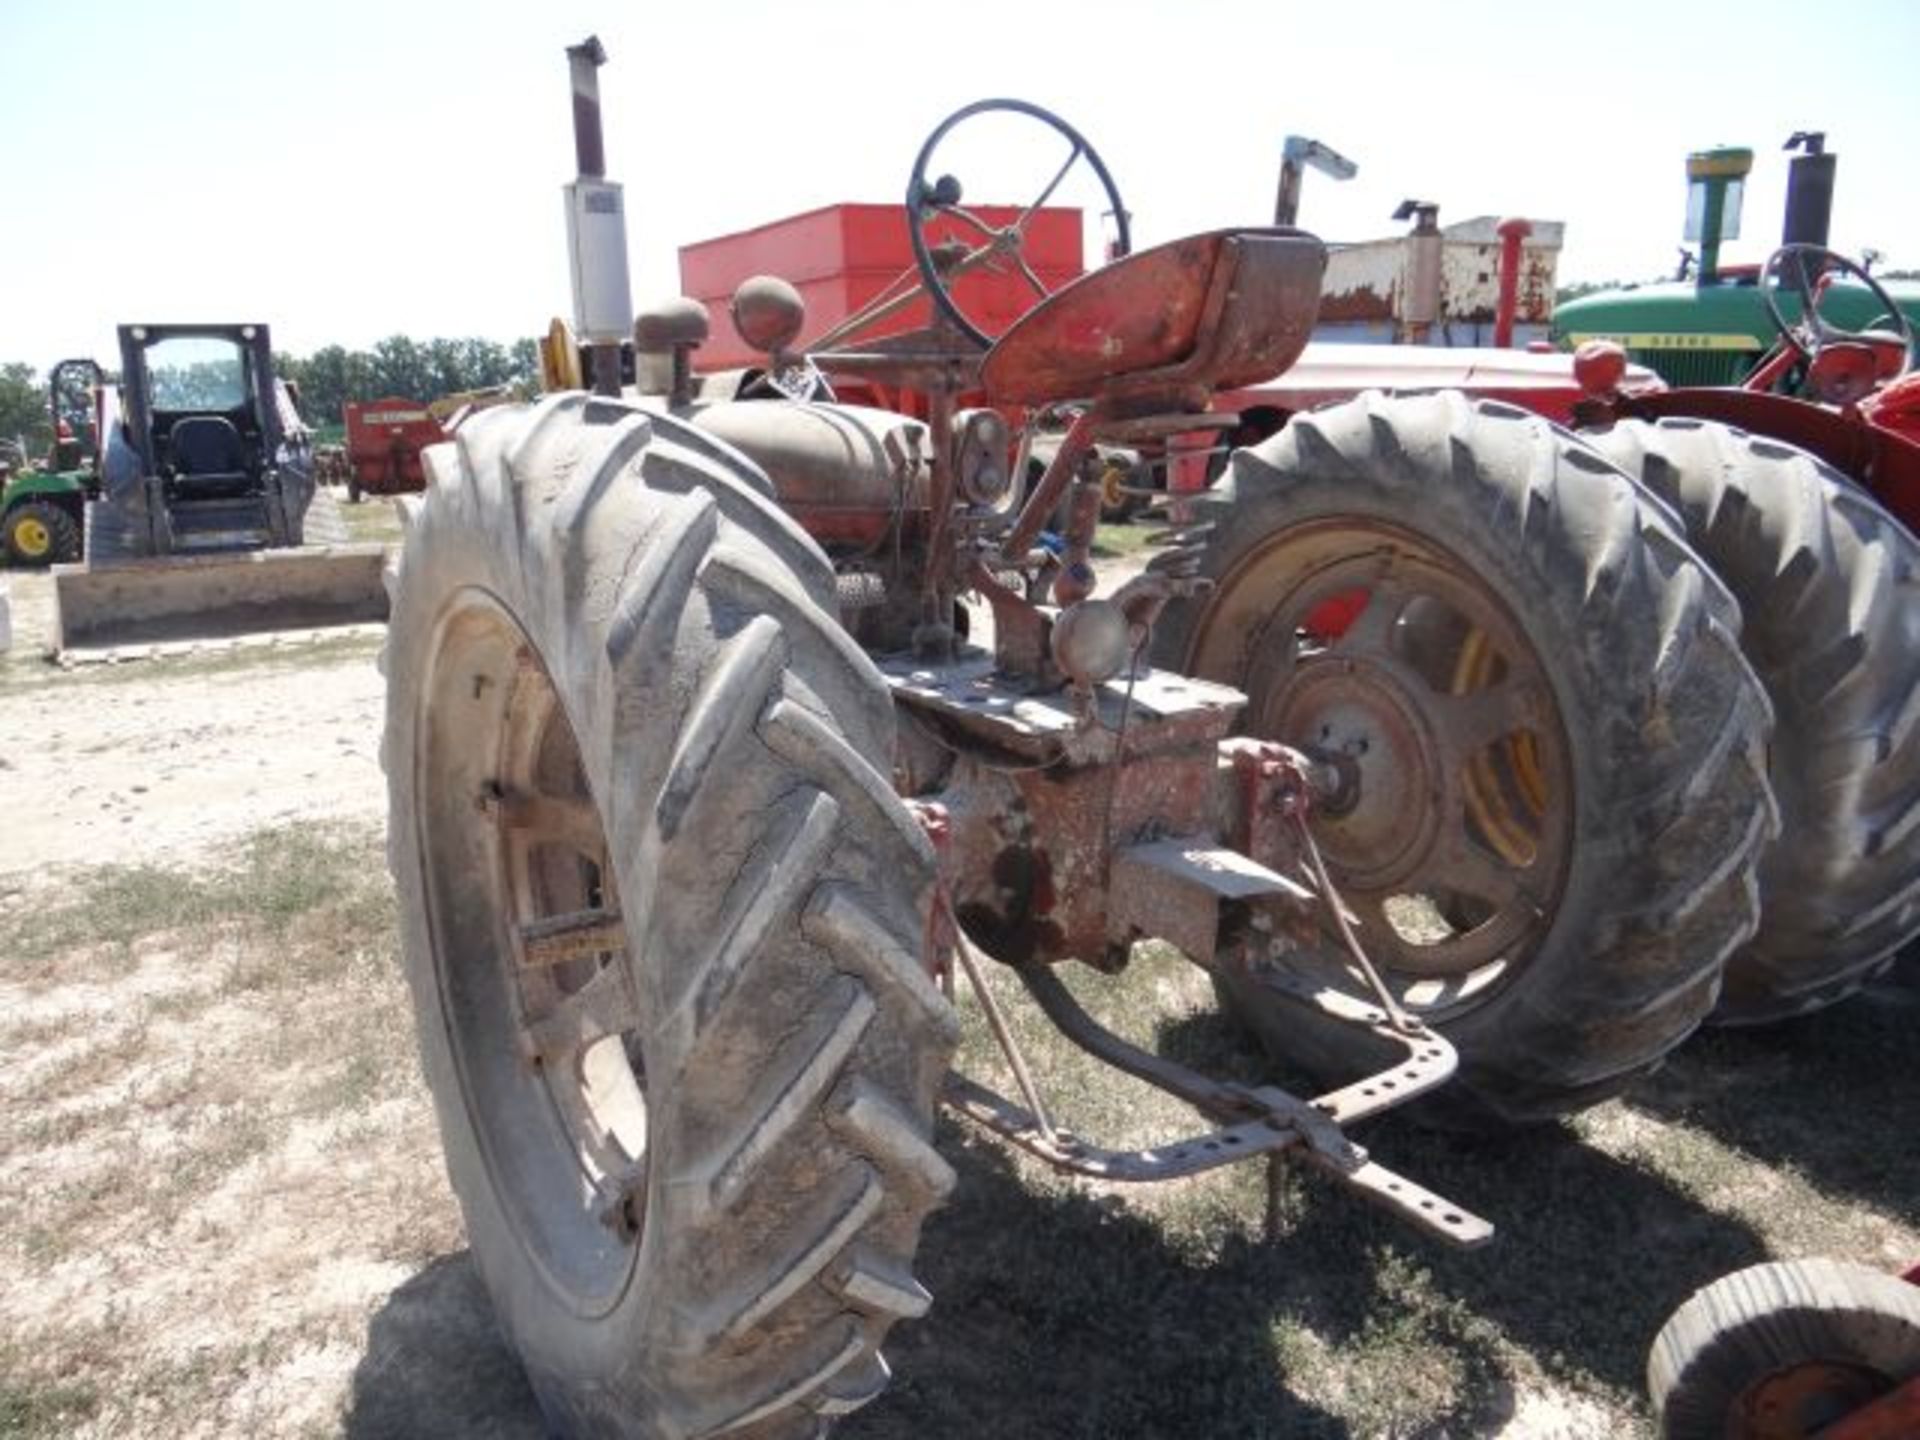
1554,133,1920,388
380,43,1917,1439
0,359,105,566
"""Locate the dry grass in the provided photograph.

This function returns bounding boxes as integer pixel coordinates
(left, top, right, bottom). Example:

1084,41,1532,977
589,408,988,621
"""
1,822,1914,1438
0,823,458,1439
334,495,407,548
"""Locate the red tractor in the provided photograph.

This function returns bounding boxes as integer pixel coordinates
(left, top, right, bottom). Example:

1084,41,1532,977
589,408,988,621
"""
383,50,1919,1437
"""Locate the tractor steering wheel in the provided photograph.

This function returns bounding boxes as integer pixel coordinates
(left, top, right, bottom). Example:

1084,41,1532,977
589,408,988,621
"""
906,99,1131,349
1759,243,1914,377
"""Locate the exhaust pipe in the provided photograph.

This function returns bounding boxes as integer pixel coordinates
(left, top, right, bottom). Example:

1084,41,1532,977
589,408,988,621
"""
563,36,632,398
1782,131,1837,250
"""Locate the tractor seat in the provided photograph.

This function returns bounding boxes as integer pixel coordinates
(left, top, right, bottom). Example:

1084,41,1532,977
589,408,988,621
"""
168,416,254,494
980,227,1328,410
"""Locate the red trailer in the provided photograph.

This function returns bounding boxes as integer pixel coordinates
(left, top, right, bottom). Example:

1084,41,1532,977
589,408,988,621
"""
341,397,441,502
681,202,1084,370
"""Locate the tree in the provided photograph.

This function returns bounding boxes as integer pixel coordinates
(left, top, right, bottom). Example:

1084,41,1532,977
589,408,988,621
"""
370,334,430,401
509,337,541,392
299,345,353,425
459,336,513,390
425,337,467,398
0,363,50,457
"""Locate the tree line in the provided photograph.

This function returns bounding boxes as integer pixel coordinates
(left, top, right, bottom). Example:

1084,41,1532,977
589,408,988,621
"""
278,335,542,428
1,335,543,458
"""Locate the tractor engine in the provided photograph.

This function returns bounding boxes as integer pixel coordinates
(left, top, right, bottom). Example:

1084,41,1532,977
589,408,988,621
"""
630,282,1013,649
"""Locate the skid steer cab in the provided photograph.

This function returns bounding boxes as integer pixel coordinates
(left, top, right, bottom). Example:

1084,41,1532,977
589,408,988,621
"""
48,323,386,658
99,322,318,558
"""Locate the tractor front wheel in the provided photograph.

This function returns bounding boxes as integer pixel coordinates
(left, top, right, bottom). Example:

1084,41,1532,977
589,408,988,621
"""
383,395,958,1438
1151,392,1777,1128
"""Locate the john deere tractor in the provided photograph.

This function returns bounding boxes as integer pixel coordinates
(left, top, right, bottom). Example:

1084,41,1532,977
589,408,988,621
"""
1555,134,1920,386
1,359,104,566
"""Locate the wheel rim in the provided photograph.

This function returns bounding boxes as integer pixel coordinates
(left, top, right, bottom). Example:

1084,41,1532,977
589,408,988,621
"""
1731,1359,1893,1438
12,515,50,558
1222,518,1573,1021
417,592,645,1314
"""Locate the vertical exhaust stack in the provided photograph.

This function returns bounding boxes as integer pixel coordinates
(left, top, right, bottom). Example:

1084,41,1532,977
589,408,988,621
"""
1393,199,1442,344
1273,135,1358,228
563,36,632,398
1782,131,1837,250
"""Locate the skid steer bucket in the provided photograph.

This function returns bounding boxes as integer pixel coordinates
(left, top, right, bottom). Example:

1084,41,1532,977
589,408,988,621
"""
50,544,389,659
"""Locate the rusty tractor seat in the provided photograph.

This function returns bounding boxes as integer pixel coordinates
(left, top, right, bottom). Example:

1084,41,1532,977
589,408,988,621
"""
980,227,1328,413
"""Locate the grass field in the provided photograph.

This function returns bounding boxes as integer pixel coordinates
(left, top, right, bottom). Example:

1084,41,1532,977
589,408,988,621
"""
1,821,1912,1437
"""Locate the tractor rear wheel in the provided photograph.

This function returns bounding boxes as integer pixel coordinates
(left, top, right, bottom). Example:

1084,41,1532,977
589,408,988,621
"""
1582,419,1920,1022
1649,1258,1920,1439
383,394,958,1438
4,500,80,566
1150,392,1777,1128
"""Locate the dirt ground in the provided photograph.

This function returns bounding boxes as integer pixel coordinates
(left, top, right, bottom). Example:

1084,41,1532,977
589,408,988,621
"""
0,553,1914,1440
0,574,386,875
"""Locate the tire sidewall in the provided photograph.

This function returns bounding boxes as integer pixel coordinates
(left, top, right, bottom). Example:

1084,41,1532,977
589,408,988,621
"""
385,478,654,1413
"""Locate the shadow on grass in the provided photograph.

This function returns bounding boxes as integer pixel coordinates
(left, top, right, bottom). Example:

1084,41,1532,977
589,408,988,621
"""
1345,1119,1769,1399
1621,951,1920,1224
1153,1003,1773,1406
341,991,1799,1438
343,1253,544,1440
842,1130,1387,1440
340,1138,1372,1439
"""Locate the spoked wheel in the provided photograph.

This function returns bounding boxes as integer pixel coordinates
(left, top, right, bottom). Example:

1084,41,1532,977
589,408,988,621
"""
1151,392,1777,1128
1650,1259,1920,1439
1759,244,1914,374
1238,518,1570,1019
386,394,959,1438
426,601,650,1259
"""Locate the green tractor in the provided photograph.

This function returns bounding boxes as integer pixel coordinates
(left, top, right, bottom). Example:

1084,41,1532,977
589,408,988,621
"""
1,359,104,566
1554,134,1920,386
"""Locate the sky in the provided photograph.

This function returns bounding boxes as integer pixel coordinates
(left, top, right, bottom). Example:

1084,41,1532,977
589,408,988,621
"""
3,0,1917,366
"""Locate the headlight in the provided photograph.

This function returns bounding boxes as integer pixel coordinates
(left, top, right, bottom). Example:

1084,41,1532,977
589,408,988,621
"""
953,407,1011,506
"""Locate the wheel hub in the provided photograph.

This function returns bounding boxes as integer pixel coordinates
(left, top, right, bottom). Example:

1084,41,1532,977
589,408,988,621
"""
13,517,49,557
1273,655,1443,891
1733,1359,1892,1438
1221,519,1573,1011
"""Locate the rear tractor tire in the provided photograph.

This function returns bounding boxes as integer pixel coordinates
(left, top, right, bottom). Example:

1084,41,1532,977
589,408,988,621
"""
1582,419,1920,1022
1649,1258,1920,1439
383,393,959,1438
1150,391,1777,1128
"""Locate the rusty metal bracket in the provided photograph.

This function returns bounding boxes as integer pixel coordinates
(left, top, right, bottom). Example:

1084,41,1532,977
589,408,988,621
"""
937,952,1492,1247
